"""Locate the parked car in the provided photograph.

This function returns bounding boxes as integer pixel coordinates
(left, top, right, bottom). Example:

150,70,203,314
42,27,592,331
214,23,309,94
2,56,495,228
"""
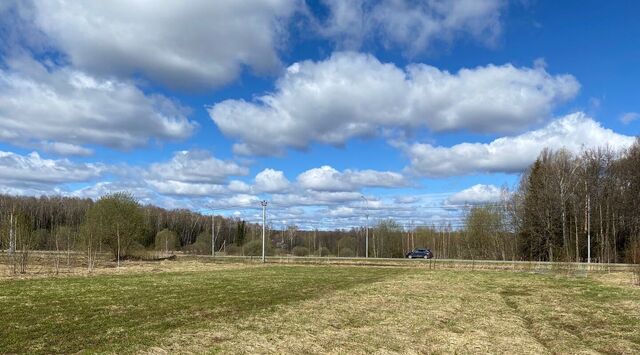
406,248,433,259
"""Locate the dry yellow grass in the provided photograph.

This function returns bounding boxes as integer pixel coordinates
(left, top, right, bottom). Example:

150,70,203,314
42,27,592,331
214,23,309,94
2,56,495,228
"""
2,259,639,354
153,268,640,354
0,254,251,280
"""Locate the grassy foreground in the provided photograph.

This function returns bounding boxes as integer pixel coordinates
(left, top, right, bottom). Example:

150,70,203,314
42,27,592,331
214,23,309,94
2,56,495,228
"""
1,263,639,354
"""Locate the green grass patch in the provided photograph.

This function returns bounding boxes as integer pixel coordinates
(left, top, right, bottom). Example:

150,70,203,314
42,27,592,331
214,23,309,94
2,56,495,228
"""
0,265,404,353
1,264,639,354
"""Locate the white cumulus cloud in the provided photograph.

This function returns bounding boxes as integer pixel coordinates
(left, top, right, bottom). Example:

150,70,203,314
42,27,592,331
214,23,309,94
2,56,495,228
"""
0,150,104,195
446,184,503,205
297,165,406,192
318,0,506,54
254,168,291,193
145,150,248,196
209,52,579,155
402,112,636,177
0,56,196,153
24,0,299,89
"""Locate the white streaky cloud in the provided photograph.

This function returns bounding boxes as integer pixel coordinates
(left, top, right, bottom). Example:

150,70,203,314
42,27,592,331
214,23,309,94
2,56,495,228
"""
297,165,406,192
41,142,93,156
26,0,299,89
71,180,203,210
228,180,252,194
210,194,262,209
328,206,356,218
318,0,505,53
0,56,196,152
70,179,466,229
145,150,248,197
270,191,363,207
146,180,228,197
0,150,104,185
254,168,291,193
620,112,639,124
446,184,503,205
347,169,407,189
209,52,579,155
0,185,65,197
394,195,419,204
72,181,155,203
402,112,636,177
0,151,106,183
147,150,248,184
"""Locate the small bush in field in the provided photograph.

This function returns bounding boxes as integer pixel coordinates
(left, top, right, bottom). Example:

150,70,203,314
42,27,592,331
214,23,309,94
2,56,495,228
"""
183,231,213,255
126,241,148,260
154,229,178,252
319,247,331,257
184,240,208,255
243,240,274,256
243,240,261,256
339,247,354,257
225,245,242,256
292,246,309,256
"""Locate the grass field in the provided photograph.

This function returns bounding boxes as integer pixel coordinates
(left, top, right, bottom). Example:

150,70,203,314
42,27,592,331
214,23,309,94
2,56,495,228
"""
1,261,639,354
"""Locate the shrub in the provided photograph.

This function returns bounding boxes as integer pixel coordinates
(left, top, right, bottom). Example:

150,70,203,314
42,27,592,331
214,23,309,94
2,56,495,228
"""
292,246,309,256
319,247,331,257
243,240,260,256
125,241,149,260
273,248,287,256
225,245,242,256
338,247,354,257
84,192,144,260
184,232,211,255
243,239,273,256
33,229,50,250
154,229,178,252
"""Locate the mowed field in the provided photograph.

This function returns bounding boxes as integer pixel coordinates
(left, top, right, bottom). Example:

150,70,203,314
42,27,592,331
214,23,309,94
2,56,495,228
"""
1,261,639,354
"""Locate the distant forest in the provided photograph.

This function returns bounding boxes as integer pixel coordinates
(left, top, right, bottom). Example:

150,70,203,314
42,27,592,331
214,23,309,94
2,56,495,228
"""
1,139,639,264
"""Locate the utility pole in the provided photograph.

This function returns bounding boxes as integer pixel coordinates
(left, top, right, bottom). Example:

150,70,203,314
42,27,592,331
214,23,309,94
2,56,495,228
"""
261,200,268,263
361,196,369,258
410,219,415,251
587,194,591,264
211,214,216,257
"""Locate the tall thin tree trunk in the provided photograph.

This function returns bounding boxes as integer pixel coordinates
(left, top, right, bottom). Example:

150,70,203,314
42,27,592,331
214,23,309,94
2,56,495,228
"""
117,224,120,268
575,206,580,262
599,204,604,263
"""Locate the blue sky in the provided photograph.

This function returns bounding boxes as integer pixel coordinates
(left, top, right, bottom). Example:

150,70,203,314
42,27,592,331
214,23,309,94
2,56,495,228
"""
0,0,637,229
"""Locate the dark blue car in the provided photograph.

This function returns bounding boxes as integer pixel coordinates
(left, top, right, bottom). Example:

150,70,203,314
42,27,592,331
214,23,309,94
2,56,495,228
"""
406,248,433,259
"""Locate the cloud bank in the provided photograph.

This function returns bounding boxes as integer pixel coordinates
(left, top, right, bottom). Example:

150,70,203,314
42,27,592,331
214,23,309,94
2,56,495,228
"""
209,52,579,155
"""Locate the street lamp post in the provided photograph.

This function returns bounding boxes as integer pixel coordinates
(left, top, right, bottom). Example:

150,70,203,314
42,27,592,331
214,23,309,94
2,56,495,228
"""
361,196,369,258
211,213,215,257
261,200,268,263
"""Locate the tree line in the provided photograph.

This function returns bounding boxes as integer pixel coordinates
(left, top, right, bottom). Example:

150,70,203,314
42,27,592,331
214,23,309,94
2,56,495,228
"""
512,139,640,263
1,139,638,268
